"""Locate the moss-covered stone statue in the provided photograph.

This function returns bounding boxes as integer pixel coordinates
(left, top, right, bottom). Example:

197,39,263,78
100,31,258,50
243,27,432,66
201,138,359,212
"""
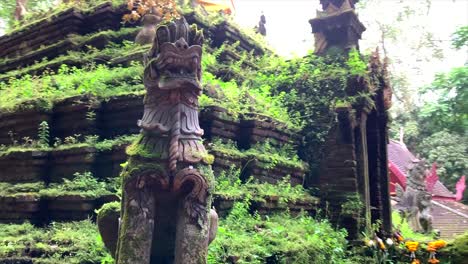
97,17,218,264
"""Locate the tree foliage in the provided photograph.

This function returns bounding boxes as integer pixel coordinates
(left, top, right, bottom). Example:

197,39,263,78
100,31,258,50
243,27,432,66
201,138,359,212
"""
419,66,468,135
389,23,467,199
417,130,467,189
0,0,55,29
452,25,468,50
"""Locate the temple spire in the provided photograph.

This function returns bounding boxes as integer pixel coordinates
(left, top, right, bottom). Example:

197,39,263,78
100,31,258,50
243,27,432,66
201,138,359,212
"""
309,0,365,54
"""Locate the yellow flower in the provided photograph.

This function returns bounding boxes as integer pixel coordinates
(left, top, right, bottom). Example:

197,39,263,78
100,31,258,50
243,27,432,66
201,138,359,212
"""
434,240,447,249
405,241,419,252
411,259,421,264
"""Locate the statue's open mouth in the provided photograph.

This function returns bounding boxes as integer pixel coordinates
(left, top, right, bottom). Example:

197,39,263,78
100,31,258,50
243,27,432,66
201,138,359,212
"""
154,41,202,91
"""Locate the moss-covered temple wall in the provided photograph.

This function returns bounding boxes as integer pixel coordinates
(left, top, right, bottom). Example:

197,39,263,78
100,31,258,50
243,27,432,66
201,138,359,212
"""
0,0,396,262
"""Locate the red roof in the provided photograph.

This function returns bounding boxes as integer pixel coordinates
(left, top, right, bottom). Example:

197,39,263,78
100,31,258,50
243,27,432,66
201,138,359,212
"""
388,140,419,174
432,181,456,199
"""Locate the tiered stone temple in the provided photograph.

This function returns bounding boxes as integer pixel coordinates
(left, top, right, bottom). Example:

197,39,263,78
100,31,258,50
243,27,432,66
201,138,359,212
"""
310,0,393,238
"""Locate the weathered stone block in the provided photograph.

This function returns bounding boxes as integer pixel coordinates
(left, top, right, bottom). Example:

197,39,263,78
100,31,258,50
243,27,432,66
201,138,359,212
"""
0,151,48,183
51,95,101,140
99,94,143,138
49,147,96,182
0,107,52,146
45,194,95,221
0,194,41,222
200,106,240,143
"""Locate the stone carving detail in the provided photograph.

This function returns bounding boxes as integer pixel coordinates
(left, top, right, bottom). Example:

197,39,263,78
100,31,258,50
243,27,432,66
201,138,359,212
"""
310,0,365,54
395,160,433,233
99,18,217,264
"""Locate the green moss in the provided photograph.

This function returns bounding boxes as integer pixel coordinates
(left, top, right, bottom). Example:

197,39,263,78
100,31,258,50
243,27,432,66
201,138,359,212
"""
120,158,165,182
97,201,121,218
125,135,163,159
95,135,137,152
0,147,48,157
0,182,44,197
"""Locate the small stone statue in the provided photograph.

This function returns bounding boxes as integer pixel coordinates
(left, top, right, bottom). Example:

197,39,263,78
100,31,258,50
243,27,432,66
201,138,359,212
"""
135,12,162,45
258,13,266,36
14,0,28,21
98,18,218,264
395,160,433,233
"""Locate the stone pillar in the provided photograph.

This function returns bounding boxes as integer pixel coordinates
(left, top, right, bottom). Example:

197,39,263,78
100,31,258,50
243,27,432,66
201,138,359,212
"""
319,106,364,239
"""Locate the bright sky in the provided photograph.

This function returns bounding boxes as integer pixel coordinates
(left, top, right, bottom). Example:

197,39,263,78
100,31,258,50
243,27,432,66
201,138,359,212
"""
233,0,468,87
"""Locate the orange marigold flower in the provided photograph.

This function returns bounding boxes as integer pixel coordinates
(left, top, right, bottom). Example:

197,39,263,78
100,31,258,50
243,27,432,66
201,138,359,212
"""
428,258,440,264
427,242,437,252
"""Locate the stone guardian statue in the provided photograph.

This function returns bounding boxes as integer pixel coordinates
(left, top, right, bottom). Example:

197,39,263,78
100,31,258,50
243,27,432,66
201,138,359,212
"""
99,18,218,264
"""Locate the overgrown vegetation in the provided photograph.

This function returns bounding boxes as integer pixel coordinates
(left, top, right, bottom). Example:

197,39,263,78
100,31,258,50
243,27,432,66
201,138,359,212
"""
40,172,118,199
244,48,373,181
214,164,314,205
210,138,304,171
208,199,351,264
0,62,143,112
0,0,128,33
0,220,113,264
392,212,436,242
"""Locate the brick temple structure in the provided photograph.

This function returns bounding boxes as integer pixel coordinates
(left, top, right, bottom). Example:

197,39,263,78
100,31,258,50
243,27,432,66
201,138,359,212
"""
310,0,392,238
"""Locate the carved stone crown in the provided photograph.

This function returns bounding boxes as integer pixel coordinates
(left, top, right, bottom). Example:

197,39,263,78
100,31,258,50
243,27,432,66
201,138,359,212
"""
144,17,204,92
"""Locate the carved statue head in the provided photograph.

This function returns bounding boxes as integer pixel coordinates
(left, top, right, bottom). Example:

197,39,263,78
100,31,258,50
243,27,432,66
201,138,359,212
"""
144,17,204,94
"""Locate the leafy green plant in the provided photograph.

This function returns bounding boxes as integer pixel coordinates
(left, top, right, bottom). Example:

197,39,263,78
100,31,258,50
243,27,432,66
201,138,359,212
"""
347,48,368,76
38,121,50,147
40,172,116,198
0,220,112,263
341,194,364,216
